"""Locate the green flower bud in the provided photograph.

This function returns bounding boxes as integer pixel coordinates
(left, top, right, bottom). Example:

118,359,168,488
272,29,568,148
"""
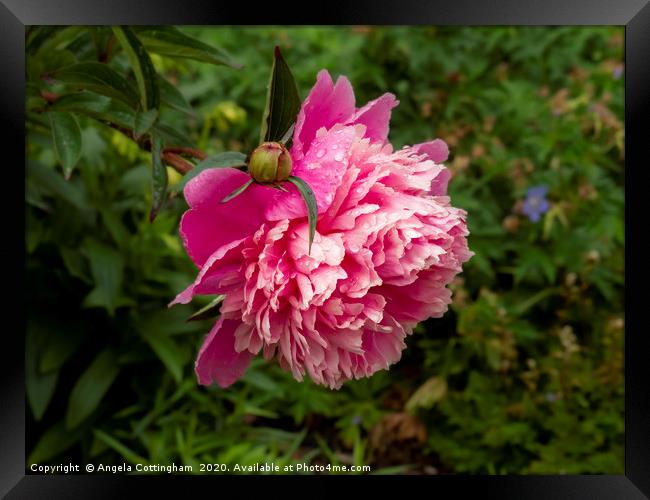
248,142,292,183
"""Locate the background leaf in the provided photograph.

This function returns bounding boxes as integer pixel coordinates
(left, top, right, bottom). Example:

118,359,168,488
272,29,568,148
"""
135,27,242,69
48,111,82,179
54,62,139,107
81,239,128,315
149,133,167,221
112,27,160,111
65,348,120,429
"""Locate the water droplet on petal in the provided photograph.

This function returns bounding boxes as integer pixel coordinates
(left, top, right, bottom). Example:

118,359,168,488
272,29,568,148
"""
334,152,344,162
331,144,338,150
316,149,326,158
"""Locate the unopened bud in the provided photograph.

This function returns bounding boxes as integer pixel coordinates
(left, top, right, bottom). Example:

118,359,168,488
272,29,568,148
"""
248,142,292,183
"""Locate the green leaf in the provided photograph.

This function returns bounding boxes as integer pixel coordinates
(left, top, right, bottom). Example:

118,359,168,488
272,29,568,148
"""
82,239,127,315
50,92,136,129
48,111,82,179
134,108,159,138
405,377,448,412
112,27,160,111
39,320,85,373
26,27,64,54
152,121,192,146
92,430,148,464
54,62,139,107
221,178,253,203
28,421,85,464
260,46,301,144
134,26,242,69
175,151,246,192
50,92,110,113
287,176,317,254
186,295,225,322
28,161,87,210
149,133,168,222
158,75,193,115
26,321,59,421
140,328,188,384
65,348,120,430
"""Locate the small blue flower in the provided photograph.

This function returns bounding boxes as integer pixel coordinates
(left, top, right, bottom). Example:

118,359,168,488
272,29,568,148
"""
612,65,623,80
522,185,550,223
351,414,362,426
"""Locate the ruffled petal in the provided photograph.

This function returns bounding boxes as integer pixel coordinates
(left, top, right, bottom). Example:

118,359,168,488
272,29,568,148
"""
411,140,451,195
180,168,276,267
169,237,247,306
195,317,253,387
291,70,355,162
346,93,398,144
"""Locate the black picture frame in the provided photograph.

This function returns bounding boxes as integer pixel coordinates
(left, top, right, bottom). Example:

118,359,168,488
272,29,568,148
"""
3,1,648,497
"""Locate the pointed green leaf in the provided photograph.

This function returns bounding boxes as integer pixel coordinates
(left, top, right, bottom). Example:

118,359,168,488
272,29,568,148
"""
140,329,189,384
287,176,317,254
26,321,59,421
279,123,295,145
134,108,159,138
221,178,253,203
28,421,85,464
82,239,128,316
54,62,139,107
152,121,193,146
48,111,82,179
187,295,225,322
158,75,193,115
150,133,168,222
65,348,120,429
112,27,160,111
260,46,301,144
134,26,242,69
92,430,148,464
28,161,88,210
50,92,136,129
50,92,110,113
39,320,85,373
174,151,247,193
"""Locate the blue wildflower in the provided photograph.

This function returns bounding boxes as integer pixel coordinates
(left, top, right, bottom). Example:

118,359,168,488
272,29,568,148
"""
351,414,362,426
522,185,550,222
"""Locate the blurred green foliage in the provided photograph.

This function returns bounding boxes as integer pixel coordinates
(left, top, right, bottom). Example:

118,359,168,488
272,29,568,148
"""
25,26,624,474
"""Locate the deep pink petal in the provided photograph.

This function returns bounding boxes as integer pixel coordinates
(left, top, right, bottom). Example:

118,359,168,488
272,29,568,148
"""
291,70,356,161
169,237,247,306
180,168,275,267
266,125,359,220
347,93,398,144
195,317,253,387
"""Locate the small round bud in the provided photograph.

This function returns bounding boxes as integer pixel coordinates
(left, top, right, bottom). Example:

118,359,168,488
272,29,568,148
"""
248,142,292,183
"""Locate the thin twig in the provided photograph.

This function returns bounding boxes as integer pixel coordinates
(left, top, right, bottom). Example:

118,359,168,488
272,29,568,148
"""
162,146,208,161
162,152,193,174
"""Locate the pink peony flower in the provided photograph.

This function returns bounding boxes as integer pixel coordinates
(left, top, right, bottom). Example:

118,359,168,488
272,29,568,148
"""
171,70,473,389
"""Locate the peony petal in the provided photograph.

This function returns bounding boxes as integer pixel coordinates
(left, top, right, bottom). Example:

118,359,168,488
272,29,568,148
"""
291,70,355,162
195,317,253,387
169,237,246,307
180,168,276,267
412,139,449,164
412,140,451,195
347,93,398,144
266,125,358,220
